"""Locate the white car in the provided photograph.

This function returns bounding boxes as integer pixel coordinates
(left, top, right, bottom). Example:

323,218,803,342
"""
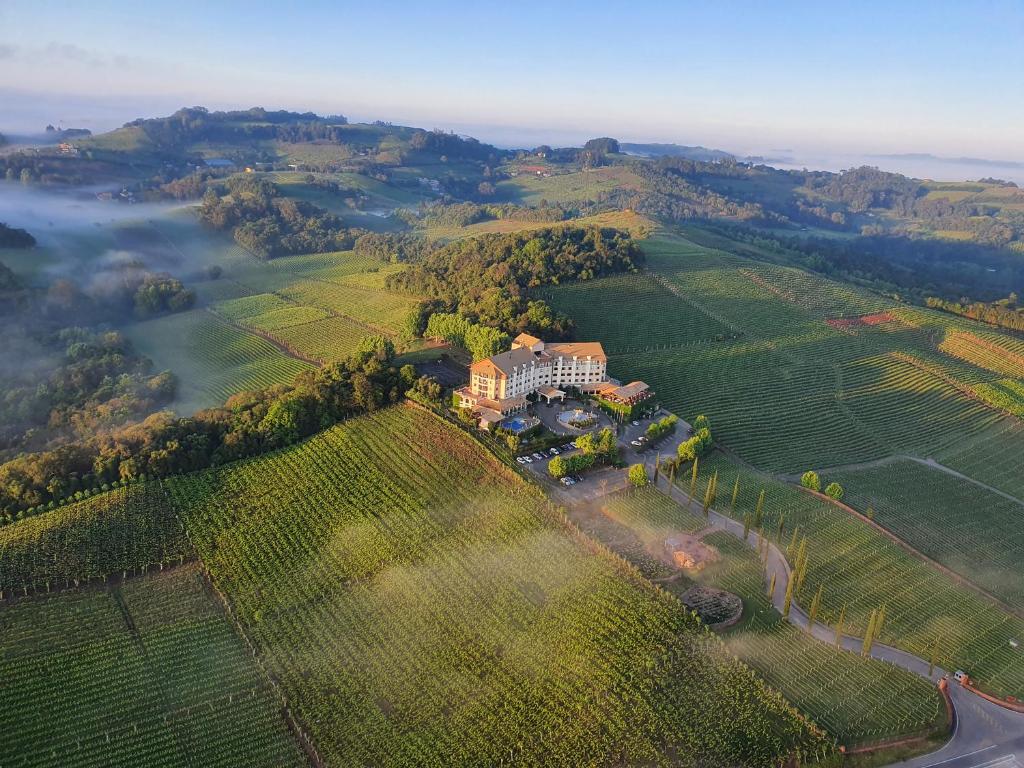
632,420,640,426
524,456,533,463
638,436,647,442
550,447,560,455
631,440,643,447
532,452,544,460
516,456,527,465
561,477,575,486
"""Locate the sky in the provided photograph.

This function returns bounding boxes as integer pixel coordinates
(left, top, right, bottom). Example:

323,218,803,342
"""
1,0,1023,163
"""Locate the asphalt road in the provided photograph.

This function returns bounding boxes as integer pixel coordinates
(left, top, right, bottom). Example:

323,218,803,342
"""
653,475,1024,768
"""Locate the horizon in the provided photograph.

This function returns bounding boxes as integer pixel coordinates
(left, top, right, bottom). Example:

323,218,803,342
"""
2,0,1023,169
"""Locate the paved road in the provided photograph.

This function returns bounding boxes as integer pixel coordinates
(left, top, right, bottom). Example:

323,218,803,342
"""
651,473,1024,767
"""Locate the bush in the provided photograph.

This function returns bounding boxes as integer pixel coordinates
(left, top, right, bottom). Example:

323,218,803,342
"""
824,482,845,501
628,463,649,487
800,471,821,492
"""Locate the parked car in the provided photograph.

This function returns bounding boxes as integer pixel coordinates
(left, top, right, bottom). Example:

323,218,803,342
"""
524,456,533,463
632,420,640,426
638,436,647,442
562,444,574,451
532,452,544,460
550,447,560,455
631,440,643,447
516,456,527,465
560,477,574,486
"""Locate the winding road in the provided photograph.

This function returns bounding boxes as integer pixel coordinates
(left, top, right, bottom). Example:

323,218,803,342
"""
643,474,1024,767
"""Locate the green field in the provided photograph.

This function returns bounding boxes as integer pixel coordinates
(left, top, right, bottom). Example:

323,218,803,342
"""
832,460,1024,608
124,309,314,414
165,405,829,765
574,488,945,746
545,231,1020,474
681,452,1024,699
496,166,643,206
0,565,305,768
0,482,189,595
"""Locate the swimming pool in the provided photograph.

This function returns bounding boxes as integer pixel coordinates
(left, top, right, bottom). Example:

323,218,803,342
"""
500,415,539,434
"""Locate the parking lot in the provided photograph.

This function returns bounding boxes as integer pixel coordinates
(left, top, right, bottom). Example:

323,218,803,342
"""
518,409,693,502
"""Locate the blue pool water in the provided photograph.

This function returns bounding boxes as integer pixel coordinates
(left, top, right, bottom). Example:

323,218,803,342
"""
500,416,537,433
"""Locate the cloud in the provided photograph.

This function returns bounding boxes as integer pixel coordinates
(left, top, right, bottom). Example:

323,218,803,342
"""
44,42,104,67
0,44,17,60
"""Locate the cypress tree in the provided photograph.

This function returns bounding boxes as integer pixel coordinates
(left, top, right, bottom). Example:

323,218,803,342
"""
768,571,777,600
807,585,823,629
866,505,875,521
731,475,740,512
875,603,887,642
787,527,800,559
743,512,751,540
689,456,699,498
653,452,660,482
835,604,846,648
776,514,785,542
782,573,794,619
862,610,877,656
709,471,719,507
702,477,713,518
754,489,765,529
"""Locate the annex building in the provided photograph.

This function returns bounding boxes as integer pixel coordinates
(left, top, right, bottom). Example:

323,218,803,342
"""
456,333,650,426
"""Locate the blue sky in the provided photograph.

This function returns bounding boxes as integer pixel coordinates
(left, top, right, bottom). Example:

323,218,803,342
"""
1,0,1022,159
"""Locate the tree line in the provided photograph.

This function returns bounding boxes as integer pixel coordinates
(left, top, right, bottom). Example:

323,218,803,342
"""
0,337,420,519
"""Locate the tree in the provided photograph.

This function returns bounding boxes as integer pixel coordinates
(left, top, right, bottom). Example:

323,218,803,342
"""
800,471,821,492
653,452,660,482
866,505,875,521
776,514,786,542
835,604,846,648
548,455,569,479
767,572,777,600
689,456,699,497
807,585,823,629
628,463,648,487
782,573,795,619
754,489,765,530
862,609,877,656
730,476,739,511
824,482,844,501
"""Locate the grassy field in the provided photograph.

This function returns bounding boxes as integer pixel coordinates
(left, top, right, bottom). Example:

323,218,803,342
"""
0,565,305,768
496,165,643,206
422,209,655,241
681,452,1024,699
572,488,945,746
124,309,314,414
165,405,829,766
833,460,1024,608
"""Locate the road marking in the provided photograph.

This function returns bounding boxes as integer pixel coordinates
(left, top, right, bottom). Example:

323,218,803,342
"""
968,756,1020,768
919,745,997,768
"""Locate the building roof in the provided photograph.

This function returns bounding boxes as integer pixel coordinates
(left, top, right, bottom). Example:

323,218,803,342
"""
513,332,542,347
470,346,538,377
613,381,649,399
536,385,565,398
477,408,504,424
545,341,607,362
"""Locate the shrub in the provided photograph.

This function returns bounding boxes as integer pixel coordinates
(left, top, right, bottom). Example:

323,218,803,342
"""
825,482,845,501
628,463,649,487
800,471,821,492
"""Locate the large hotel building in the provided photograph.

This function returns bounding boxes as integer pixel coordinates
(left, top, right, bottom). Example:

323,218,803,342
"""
456,333,649,427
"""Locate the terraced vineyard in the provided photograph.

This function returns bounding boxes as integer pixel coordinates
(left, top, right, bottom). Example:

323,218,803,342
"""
571,489,944,746
833,460,1024,607
0,565,305,768
683,453,1024,699
166,405,830,766
0,482,189,595
272,315,371,362
125,309,313,414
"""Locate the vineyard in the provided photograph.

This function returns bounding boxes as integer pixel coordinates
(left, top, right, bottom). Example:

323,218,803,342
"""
832,459,1024,608
278,279,418,334
938,420,1024,501
124,309,313,414
683,452,1024,699
571,489,945,746
0,482,190,595
541,273,733,354
0,565,305,768
166,405,830,766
